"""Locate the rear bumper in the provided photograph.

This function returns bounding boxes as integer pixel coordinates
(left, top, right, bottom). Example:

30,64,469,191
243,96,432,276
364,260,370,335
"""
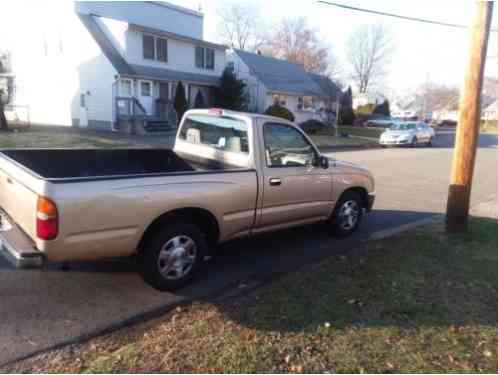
0,211,43,268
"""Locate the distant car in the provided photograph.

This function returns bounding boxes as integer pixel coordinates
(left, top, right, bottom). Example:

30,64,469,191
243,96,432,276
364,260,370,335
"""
379,122,436,147
439,119,457,127
365,118,397,128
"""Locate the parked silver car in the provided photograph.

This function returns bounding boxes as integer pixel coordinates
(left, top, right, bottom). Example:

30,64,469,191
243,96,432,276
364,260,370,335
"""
379,122,435,147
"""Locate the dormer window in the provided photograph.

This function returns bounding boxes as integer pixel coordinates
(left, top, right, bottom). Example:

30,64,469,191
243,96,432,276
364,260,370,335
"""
143,34,168,63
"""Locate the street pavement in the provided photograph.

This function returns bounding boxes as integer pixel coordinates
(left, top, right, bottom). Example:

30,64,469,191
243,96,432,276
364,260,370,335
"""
1,129,497,366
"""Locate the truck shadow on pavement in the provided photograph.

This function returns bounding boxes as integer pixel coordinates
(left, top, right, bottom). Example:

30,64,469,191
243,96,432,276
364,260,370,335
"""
0,209,437,366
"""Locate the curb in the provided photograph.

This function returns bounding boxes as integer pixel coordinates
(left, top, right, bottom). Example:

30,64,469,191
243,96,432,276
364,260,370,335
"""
368,214,443,241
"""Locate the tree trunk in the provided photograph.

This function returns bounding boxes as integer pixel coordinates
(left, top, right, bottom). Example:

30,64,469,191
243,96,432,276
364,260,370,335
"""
0,100,8,131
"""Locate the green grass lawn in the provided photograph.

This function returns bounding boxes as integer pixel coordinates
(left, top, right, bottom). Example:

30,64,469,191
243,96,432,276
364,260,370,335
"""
310,133,377,148
339,125,385,139
0,127,137,148
6,217,498,373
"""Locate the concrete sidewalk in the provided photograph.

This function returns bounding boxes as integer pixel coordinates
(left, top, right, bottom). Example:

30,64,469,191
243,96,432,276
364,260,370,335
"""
471,196,498,219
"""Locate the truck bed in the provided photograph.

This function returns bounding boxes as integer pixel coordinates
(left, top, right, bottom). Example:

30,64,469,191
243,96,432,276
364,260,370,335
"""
1,149,245,180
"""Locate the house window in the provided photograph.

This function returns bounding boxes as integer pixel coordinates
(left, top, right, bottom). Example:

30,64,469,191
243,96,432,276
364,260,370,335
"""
195,47,215,70
156,38,168,62
298,96,314,111
195,46,205,68
120,79,132,97
272,94,287,106
205,48,215,70
140,81,152,97
80,94,86,108
143,34,155,60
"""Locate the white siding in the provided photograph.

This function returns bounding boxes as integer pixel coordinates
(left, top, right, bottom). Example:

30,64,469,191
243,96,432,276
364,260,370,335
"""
125,29,225,77
75,1,204,40
226,50,266,113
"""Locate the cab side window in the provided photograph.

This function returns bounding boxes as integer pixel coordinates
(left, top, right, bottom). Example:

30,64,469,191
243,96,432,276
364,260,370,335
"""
263,123,316,167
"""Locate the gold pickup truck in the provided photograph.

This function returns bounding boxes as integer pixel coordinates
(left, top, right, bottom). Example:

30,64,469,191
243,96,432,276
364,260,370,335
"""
0,109,375,290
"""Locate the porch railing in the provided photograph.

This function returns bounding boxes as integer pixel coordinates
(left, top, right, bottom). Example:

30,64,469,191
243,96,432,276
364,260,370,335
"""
116,96,147,120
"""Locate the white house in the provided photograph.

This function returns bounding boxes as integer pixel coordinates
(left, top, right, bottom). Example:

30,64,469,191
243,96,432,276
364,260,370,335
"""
6,1,226,132
226,49,341,124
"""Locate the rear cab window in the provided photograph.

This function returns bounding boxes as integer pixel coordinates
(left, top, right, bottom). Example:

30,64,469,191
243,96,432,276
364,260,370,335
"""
179,114,250,154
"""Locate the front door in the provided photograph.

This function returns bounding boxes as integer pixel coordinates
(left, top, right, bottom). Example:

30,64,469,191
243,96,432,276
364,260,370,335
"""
258,122,333,228
139,80,154,115
79,93,88,127
159,83,169,101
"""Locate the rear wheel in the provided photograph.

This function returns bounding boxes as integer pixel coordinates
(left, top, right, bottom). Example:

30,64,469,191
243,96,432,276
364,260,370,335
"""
330,191,364,237
410,137,418,148
139,223,206,291
426,137,433,147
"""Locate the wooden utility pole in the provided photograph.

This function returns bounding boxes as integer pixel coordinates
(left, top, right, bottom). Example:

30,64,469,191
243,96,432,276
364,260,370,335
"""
446,1,493,233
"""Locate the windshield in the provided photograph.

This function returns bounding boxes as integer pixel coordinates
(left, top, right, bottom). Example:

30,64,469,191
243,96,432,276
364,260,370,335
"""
390,123,417,131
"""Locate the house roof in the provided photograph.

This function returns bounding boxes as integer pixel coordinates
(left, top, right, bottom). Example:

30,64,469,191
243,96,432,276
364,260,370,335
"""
78,13,134,75
77,13,220,86
484,99,498,112
307,73,342,101
234,49,325,97
129,24,227,51
125,65,220,86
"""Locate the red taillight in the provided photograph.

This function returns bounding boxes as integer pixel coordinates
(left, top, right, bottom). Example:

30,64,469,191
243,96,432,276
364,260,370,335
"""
36,196,58,240
209,108,223,115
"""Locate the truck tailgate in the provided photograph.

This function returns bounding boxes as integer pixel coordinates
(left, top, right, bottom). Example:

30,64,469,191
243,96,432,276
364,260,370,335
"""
0,163,40,242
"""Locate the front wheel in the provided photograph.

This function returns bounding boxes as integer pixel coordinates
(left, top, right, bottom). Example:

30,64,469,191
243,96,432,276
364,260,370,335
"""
139,223,207,291
330,191,364,237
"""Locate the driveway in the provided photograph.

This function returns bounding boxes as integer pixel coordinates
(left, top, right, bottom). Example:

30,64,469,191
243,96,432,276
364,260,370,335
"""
1,129,497,366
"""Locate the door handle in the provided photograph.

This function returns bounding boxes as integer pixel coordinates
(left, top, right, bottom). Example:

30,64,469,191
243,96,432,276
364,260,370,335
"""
269,177,282,186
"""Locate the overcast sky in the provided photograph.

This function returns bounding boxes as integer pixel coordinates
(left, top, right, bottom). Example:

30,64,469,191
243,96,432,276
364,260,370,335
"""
2,0,498,98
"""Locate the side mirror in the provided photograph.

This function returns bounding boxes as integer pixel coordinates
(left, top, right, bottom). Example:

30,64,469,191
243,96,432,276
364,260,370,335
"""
319,155,329,169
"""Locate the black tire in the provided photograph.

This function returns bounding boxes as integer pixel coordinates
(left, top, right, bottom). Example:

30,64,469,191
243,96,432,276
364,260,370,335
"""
330,191,364,237
139,222,207,291
426,137,433,147
410,137,418,148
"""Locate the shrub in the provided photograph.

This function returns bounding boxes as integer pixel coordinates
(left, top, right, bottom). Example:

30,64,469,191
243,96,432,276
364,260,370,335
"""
299,119,326,135
264,104,295,122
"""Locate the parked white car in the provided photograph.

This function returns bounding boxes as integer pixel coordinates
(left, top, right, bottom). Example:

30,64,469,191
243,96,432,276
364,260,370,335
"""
379,122,435,147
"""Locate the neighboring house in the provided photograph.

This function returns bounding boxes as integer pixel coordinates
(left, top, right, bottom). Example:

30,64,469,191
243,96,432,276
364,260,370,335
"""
7,1,226,132
226,49,341,124
482,100,498,121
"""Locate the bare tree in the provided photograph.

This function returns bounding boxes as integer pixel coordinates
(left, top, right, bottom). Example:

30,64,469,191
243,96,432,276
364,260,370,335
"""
217,2,266,52
347,24,393,94
265,17,333,75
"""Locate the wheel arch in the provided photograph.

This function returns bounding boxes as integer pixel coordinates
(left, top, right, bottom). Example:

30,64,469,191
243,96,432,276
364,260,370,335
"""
336,186,370,210
137,207,220,253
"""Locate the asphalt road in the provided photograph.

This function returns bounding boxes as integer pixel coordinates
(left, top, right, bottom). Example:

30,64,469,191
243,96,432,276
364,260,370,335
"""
1,129,497,366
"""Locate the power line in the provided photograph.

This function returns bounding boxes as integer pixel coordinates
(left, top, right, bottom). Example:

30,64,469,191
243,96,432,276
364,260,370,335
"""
317,1,498,33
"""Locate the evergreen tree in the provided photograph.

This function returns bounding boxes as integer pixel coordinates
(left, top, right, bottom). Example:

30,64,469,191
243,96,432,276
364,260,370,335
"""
214,68,248,110
174,81,188,123
194,90,206,109
339,86,355,125
373,100,391,117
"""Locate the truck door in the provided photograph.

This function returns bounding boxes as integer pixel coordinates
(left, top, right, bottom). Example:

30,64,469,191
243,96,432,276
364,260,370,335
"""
257,122,333,228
